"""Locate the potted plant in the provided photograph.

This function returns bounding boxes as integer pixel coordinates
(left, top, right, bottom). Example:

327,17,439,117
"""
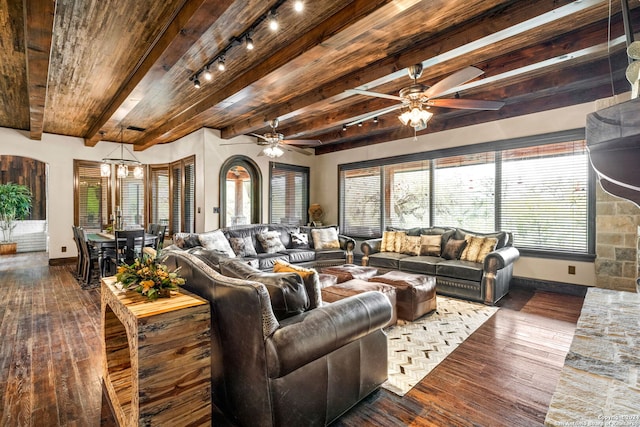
0,183,32,255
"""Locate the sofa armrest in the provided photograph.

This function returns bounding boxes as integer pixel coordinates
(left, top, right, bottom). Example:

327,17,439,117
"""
483,246,520,271
338,234,356,252
265,291,392,378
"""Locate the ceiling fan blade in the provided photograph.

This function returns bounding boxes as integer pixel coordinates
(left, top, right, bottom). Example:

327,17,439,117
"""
424,66,485,99
250,133,269,142
281,139,321,146
345,89,402,101
427,98,504,110
281,144,313,156
220,141,259,146
346,104,402,127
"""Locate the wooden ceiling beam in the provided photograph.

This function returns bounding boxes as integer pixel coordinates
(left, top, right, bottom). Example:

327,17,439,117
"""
278,10,631,140
220,0,609,139
24,0,56,140
82,0,227,147
134,0,400,150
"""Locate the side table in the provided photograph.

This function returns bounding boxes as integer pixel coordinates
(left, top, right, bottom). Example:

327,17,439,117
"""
101,276,211,426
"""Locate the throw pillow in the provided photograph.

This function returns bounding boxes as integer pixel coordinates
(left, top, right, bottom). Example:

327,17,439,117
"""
229,236,258,257
311,227,341,250
173,232,200,249
402,235,421,256
442,238,467,260
198,230,235,258
420,234,442,256
381,231,396,252
290,232,310,249
273,260,322,309
460,235,499,263
257,231,287,254
394,231,406,253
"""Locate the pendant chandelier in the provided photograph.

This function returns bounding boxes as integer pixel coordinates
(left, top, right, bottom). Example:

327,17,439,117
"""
100,128,144,179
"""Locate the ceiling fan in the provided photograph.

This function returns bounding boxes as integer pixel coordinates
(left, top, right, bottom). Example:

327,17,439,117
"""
346,64,505,131
224,119,321,157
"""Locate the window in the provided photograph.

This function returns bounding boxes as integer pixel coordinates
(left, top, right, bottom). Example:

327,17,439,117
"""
169,156,195,234
116,174,145,229
148,165,170,229
269,163,309,226
74,160,111,231
433,153,495,231
501,141,588,253
220,156,261,227
340,166,381,237
338,130,593,259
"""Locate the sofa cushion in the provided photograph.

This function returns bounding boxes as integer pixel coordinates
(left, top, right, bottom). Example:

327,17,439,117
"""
311,227,341,250
229,236,258,257
436,260,484,282
454,228,508,249
257,231,287,254
173,232,201,249
420,234,442,256
257,252,290,270
442,238,467,260
368,252,410,270
398,255,443,275
273,259,322,308
461,235,498,263
220,259,309,319
285,249,316,264
199,230,236,257
401,235,421,256
290,232,310,249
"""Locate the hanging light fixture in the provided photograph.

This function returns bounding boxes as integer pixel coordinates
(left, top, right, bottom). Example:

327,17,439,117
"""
263,144,284,158
101,127,145,179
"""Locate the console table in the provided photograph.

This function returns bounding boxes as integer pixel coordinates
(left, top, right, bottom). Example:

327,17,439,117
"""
101,276,211,426
545,287,640,426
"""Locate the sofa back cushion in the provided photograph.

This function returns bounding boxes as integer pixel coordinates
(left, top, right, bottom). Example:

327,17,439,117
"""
220,259,310,320
453,228,509,249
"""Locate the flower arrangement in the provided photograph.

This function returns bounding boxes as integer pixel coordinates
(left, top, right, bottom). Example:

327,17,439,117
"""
115,252,185,300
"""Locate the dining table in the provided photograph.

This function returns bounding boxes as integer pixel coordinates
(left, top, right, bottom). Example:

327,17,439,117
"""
86,231,158,276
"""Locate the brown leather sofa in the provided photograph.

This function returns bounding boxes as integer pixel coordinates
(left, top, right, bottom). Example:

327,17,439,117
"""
163,249,392,427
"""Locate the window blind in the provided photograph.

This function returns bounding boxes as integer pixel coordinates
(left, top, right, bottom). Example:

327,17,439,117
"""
340,166,381,237
183,159,195,233
171,162,182,234
386,161,430,228
269,163,309,226
433,152,495,231
149,166,170,229
501,140,588,252
118,174,145,229
74,160,110,231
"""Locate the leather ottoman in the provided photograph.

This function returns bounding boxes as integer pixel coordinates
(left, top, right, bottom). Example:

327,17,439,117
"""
321,264,379,283
369,271,436,321
321,278,397,326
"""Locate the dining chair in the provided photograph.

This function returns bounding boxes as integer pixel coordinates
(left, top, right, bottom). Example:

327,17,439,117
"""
76,227,100,286
148,223,167,250
114,229,145,266
72,225,83,279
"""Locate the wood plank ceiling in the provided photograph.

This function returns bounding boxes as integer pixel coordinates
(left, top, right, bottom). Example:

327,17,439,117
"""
1,0,638,154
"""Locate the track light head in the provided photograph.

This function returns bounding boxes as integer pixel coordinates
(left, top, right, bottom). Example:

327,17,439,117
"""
294,1,304,12
342,124,347,131
268,11,278,31
217,57,226,71
193,77,201,89
245,35,254,50
203,66,212,81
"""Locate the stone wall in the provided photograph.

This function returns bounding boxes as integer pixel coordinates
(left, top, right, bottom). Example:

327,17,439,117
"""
595,181,640,292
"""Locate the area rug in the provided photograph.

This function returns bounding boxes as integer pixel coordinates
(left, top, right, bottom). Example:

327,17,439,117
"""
382,295,499,396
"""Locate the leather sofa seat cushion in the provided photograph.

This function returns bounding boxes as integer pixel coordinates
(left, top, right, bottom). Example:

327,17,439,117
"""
285,249,316,264
256,252,290,270
436,260,484,282
367,252,410,269
220,259,309,319
398,255,443,275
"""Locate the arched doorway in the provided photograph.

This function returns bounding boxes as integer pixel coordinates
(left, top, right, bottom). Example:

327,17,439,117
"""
219,156,261,227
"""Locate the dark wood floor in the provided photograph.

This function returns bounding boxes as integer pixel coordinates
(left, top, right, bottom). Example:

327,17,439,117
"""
0,253,585,426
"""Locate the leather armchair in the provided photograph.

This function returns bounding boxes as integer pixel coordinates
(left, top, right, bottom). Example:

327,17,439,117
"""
164,249,392,427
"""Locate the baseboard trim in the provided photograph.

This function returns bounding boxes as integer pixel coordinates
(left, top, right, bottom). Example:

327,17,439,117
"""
49,257,76,266
511,276,589,297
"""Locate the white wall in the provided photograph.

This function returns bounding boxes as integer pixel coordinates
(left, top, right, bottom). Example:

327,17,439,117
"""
311,102,599,286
